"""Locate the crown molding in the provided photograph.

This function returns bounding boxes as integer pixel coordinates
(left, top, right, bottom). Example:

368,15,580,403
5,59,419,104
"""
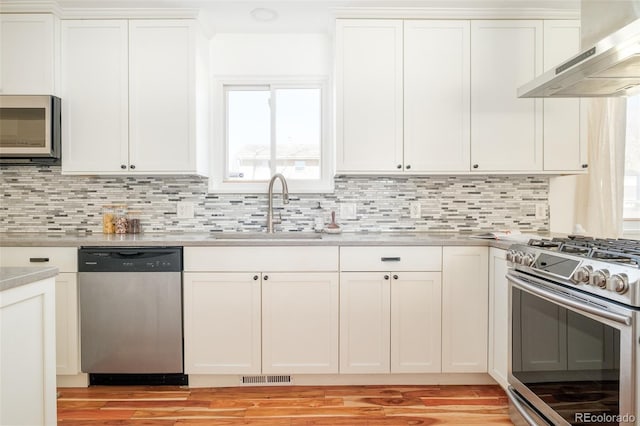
0,1,63,15
60,7,199,20
330,7,580,20
0,1,199,20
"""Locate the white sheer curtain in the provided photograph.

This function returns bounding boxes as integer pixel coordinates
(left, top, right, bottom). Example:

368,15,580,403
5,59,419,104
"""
574,98,627,238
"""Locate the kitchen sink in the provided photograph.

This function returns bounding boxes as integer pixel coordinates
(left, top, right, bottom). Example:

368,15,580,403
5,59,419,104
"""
213,232,323,240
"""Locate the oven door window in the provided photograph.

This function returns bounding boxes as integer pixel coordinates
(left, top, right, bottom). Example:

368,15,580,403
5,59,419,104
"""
512,287,621,424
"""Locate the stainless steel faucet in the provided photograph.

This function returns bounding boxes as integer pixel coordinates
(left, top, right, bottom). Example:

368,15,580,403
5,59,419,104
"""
267,173,289,233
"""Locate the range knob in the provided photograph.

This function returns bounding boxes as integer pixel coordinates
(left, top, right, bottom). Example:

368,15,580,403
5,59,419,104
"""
591,269,610,289
514,252,524,264
609,273,629,294
506,250,517,263
522,253,535,267
571,265,593,284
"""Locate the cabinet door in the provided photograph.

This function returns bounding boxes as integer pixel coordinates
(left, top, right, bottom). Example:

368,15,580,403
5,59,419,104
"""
183,272,261,374
340,272,391,373
404,20,470,172
471,20,543,172
55,273,79,375
129,20,196,173
488,248,508,389
336,19,403,173
0,277,57,426
390,271,442,373
262,272,339,374
442,246,489,372
0,14,57,94
543,20,587,172
61,20,129,173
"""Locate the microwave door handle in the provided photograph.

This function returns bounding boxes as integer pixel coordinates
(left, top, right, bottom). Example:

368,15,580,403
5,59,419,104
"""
507,272,632,326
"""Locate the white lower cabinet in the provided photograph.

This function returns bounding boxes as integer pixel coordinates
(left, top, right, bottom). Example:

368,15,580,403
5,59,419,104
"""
442,246,489,373
488,247,508,388
339,246,443,374
390,272,442,373
262,273,339,374
1,276,57,426
340,272,441,374
0,247,80,378
183,272,261,375
183,246,339,376
55,273,79,375
339,272,391,373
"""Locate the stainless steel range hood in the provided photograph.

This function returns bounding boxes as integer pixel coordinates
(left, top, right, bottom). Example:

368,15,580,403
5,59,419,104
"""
518,0,640,98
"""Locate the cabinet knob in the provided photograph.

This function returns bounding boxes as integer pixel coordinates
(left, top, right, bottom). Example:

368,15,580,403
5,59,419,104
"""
473,164,479,169
253,275,259,281
397,164,402,169
264,275,269,281
121,164,127,170
582,164,588,169
393,274,399,280
384,275,390,280
130,165,136,170
405,165,411,170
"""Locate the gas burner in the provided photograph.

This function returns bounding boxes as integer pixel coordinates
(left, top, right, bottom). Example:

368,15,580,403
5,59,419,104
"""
527,239,561,249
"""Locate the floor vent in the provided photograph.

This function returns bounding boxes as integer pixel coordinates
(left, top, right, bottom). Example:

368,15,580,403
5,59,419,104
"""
241,375,292,385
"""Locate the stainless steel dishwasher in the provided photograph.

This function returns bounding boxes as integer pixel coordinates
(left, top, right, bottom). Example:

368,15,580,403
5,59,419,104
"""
78,247,186,385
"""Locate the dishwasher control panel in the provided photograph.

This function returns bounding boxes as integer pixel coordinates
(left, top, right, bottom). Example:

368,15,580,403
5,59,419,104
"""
78,247,182,272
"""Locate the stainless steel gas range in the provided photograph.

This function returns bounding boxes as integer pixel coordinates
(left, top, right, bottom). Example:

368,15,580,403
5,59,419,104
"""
506,236,640,426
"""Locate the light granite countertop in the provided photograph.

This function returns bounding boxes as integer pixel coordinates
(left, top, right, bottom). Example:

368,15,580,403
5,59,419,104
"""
0,231,540,250
0,266,58,292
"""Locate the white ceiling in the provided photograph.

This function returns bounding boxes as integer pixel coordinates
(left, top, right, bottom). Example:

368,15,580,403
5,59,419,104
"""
55,0,580,34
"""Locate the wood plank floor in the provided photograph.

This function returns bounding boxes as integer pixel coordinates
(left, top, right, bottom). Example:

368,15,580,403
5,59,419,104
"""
57,384,513,425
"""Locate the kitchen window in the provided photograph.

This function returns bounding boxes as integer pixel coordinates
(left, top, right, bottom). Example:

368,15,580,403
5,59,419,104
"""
210,79,333,193
623,95,640,232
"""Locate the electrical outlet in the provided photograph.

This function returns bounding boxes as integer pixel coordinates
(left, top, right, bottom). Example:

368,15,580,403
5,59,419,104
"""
535,203,547,220
340,203,357,220
177,202,195,219
410,202,421,219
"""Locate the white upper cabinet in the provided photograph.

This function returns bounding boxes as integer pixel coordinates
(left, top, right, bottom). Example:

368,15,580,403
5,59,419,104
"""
61,19,208,175
470,20,543,172
543,20,587,172
336,19,404,173
0,14,58,95
404,20,470,172
128,20,199,173
61,20,129,173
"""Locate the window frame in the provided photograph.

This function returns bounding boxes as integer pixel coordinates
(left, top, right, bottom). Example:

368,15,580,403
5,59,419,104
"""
210,76,333,193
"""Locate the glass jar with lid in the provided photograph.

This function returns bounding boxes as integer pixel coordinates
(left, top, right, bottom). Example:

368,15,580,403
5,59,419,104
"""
102,205,115,234
127,210,142,234
114,204,128,234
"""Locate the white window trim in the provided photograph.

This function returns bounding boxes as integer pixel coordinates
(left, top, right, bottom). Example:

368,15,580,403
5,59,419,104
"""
209,75,334,194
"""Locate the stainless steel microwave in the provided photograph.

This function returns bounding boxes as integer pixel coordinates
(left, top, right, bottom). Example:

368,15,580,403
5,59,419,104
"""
0,95,61,164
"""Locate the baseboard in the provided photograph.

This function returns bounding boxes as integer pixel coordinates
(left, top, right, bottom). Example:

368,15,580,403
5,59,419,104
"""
188,373,497,388
57,373,89,388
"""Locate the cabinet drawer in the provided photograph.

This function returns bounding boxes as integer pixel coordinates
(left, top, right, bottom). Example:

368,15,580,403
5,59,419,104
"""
0,247,77,272
340,246,442,271
184,246,339,272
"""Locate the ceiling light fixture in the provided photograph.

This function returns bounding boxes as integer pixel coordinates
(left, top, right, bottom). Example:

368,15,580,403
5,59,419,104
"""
250,7,279,22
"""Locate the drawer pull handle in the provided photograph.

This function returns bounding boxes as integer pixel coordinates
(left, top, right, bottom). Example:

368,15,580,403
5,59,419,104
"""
29,257,50,263
381,257,401,262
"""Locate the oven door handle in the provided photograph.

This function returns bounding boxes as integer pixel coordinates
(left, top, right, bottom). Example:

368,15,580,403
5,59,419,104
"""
506,386,551,426
508,272,632,326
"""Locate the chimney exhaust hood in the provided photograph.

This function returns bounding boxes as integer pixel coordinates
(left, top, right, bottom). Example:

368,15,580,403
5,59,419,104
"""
518,0,640,98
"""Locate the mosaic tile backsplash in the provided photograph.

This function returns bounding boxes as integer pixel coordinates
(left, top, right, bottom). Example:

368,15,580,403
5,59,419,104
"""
0,166,549,233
